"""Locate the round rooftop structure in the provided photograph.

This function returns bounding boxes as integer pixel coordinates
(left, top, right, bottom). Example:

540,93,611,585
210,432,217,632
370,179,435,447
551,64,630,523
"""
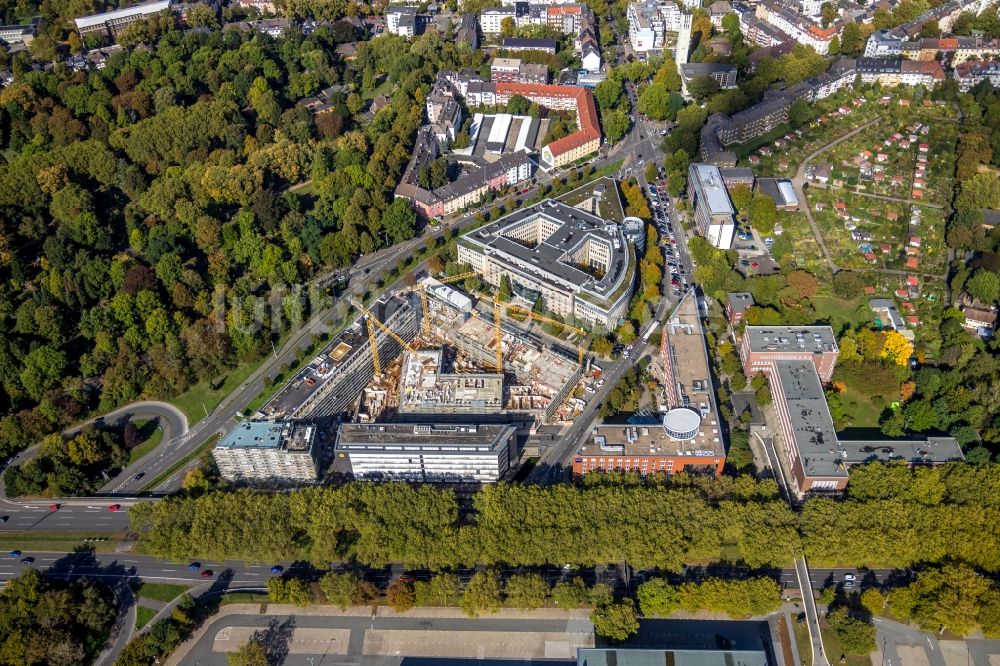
622,217,645,250
663,408,701,441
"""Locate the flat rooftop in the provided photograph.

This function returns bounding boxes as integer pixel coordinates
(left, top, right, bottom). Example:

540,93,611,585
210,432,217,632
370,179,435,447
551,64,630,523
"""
461,199,630,301
335,423,514,452
744,326,838,354
557,176,627,224
578,649,768,666
774,360,845,479
690,164,735,216
840,437,965,466
218,421,315,452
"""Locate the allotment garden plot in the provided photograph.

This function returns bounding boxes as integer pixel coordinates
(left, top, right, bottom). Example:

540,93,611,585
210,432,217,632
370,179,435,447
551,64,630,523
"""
808,189,947,274
810,106,957,207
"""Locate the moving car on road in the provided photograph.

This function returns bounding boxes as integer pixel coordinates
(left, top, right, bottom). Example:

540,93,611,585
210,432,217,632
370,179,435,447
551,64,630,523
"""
20,557,34,565
108,504,121,512
49,504,59,511
200,570,214,578
188,562,201,571
270,565,284,574
8,550,21,558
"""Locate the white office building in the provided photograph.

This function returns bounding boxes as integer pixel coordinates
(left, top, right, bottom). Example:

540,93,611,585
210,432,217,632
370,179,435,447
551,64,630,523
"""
687,163,735,249
334,423,516,483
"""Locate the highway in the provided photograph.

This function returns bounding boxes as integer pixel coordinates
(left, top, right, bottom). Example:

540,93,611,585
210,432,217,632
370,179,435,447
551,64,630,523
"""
0,549,899,593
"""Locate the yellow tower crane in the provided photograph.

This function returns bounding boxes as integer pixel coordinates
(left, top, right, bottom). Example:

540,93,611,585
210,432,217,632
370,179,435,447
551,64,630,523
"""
493,299,503,373
347,295,419,377
417,271,479,338
506,304,588,366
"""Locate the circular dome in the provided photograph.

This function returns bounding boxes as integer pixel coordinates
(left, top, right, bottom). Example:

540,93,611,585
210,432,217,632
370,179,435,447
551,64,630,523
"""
622,216,644,231
663,408,701,441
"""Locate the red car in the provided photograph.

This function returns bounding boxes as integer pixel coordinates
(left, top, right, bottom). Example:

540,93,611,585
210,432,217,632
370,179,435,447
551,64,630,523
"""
49,504,60,511
200,570,214,578
108,504,121,512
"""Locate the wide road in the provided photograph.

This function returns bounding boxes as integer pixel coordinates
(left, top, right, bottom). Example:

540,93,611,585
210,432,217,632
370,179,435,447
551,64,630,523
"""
0,549,899,593
0,500,133,533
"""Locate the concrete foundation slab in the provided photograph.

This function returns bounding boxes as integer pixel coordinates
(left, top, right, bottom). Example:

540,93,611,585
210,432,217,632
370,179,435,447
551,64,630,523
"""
212,627,350,655
362,629,592,659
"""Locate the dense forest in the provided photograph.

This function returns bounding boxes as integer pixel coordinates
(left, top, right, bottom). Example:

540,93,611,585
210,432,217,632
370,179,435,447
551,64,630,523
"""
0,568,116,665
130,463,1000,571
0,26,485,458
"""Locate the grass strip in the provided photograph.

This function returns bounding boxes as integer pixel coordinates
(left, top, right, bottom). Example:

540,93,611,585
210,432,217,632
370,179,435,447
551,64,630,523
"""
0,531,125,553
137,582,191,603
135,606,157,630
128,425,163,465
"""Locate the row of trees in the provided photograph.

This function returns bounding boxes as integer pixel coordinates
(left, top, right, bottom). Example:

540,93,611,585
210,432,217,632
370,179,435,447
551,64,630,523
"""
130,463,1000,571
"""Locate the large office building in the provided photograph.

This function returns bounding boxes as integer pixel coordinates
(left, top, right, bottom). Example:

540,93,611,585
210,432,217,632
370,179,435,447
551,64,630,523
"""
334,423,517,482
574,292,724,477
738,326,840,382
398,349,504,414
74,0,172,37
457,199,635,328
687,163,736,249
213,421,319,482
737,324,964,494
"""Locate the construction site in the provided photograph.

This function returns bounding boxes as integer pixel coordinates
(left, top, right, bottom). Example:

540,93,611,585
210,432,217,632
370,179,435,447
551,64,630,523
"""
258,275,592,448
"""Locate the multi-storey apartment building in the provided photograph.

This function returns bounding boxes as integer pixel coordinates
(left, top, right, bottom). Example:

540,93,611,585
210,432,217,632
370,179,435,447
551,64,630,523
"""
334,423,516,482
756,0,839,54
687,163,736,249
491,57,549,84
0,22,36,45
857,57,946,87
74,0,172,38
955,60,1000,91
457,200,635,328
480,6,516,33
213,421,319,482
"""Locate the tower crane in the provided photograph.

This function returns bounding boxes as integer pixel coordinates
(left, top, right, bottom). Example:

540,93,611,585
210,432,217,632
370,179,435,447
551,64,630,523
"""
505,303,588,366
417,271,479,338
347,295,418,377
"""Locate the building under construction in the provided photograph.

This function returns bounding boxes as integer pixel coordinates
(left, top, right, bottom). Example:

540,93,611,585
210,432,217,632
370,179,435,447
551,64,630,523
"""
399,349,504,414
259,293,420,421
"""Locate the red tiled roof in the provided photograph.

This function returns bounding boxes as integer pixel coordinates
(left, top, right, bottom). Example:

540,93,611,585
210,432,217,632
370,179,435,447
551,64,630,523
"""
496,83,601,158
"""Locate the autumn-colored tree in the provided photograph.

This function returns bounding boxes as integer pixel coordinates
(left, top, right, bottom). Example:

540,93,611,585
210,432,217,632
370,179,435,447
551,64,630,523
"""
881,330,914,367
831,380,847,393
899,380,916,401
787,270,819,300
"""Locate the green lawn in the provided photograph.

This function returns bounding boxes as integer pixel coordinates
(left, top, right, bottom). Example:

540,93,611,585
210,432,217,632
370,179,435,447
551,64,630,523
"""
170,360,264,424
0,532,124,553
811,295,864,334
837,384,884,430
135,605,157,630
790,613,813,666
128,421,163,465
137,582,190,603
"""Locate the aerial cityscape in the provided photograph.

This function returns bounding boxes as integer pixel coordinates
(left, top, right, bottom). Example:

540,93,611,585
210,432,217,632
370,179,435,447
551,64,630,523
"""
0,0,998,662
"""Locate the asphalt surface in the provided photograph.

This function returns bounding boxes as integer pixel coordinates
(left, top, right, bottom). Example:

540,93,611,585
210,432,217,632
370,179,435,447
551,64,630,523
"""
0,549,898,593
0,500,133,533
